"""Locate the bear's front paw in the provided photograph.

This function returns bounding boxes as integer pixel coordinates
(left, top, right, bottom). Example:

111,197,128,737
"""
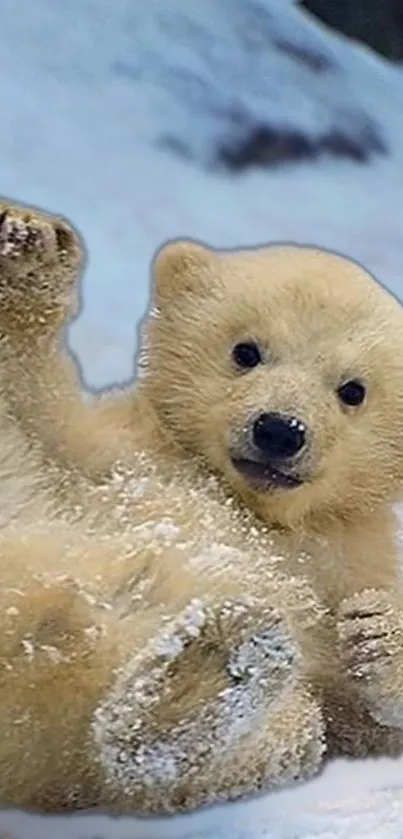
0,204,80,266
0,202,82,333
337,589,403,728
93,596,303,812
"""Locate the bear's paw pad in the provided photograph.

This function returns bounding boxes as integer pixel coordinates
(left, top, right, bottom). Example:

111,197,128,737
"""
0,206,76,263
225,601,298,691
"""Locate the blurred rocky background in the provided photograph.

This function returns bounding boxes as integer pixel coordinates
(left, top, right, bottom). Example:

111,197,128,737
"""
2,0,403,392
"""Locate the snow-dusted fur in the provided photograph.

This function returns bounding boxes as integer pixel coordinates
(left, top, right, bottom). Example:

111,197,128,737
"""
1,201,403,816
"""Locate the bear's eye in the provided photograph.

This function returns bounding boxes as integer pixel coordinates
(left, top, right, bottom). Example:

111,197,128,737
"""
232,341,262,369
337,379,366,407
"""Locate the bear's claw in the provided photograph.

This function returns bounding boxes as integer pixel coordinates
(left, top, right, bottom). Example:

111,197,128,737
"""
337,589,403,729
337,589,400,680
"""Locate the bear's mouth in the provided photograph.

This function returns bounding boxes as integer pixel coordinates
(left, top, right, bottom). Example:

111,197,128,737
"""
230,457,303,491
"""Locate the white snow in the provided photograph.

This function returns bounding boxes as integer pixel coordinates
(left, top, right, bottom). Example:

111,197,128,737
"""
1,0,403,836
2,759,403,839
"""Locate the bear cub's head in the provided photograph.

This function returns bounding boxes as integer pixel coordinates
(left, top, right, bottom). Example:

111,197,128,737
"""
141,240,403,526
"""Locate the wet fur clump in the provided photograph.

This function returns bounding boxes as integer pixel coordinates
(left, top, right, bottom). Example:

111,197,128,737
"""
0,201,403,814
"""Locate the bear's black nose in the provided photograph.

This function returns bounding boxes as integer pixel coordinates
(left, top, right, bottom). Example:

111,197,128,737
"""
253,413,306,460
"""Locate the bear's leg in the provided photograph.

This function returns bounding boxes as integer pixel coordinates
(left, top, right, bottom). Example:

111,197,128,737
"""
93,596,325,813
0,570,115,811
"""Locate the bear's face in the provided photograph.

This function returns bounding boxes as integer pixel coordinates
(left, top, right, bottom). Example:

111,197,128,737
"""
142,241,403,526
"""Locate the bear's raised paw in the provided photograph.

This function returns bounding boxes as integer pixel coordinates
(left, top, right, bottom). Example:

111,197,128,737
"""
0,202,83,335
0,204,79,264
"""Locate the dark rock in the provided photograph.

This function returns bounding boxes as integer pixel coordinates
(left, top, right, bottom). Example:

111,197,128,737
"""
300,0,403,62
320,122,388,163
218,125,316,170
215,119,388,172
320,130,369,163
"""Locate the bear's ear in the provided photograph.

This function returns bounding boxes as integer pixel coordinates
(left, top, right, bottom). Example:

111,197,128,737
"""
152,239,213,302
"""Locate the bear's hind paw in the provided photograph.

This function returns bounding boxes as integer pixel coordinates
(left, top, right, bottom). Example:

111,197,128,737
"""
92,596,302,811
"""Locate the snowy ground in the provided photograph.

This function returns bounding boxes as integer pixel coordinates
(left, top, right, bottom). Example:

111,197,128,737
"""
1,0,403,836
2,759,403,839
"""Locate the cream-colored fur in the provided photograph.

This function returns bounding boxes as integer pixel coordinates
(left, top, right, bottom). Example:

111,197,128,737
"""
0,202,403,815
